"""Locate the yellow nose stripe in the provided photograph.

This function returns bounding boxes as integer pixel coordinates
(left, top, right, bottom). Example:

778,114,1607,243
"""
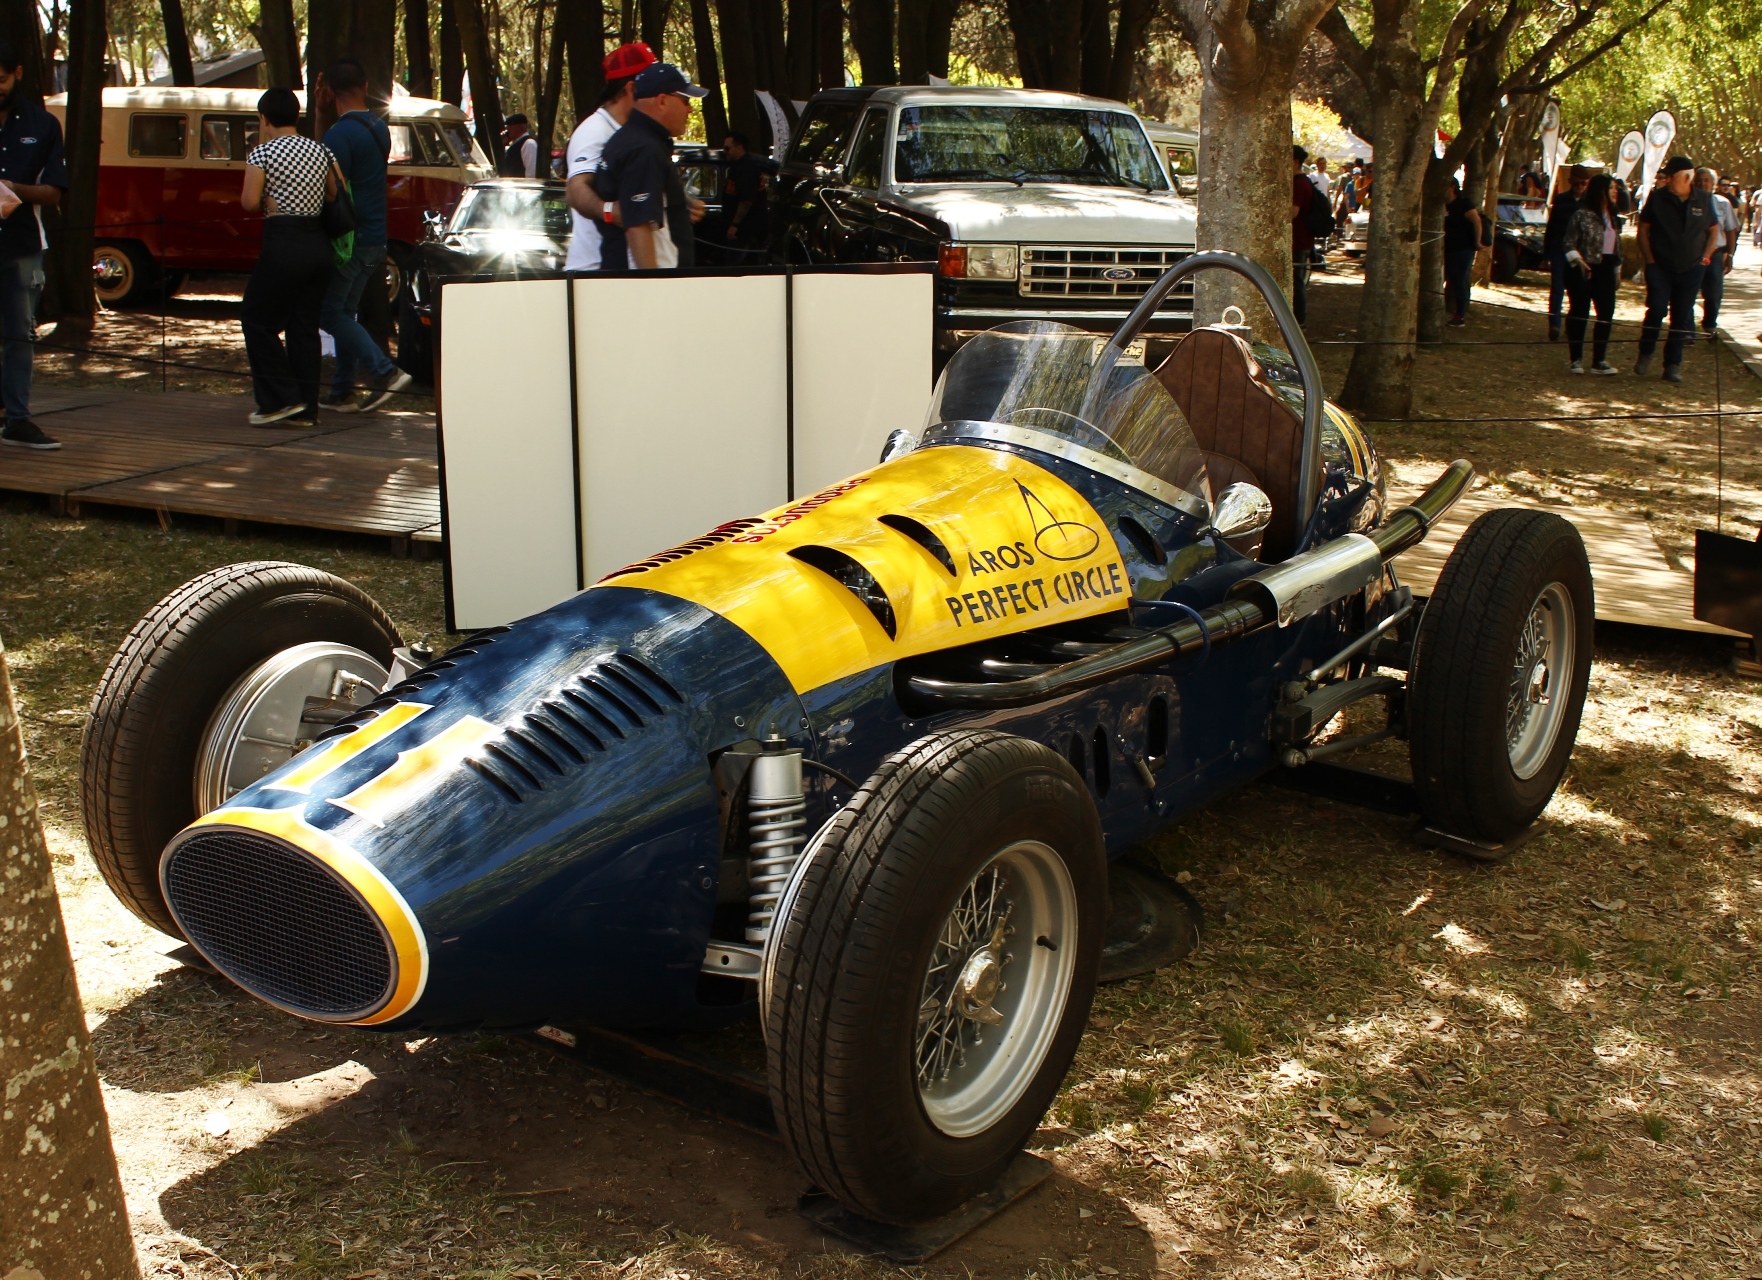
265,701,431,795
330,715,500,826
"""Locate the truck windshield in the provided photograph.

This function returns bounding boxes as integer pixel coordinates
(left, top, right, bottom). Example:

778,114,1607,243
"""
894,106,1167,191
922,321,1208,518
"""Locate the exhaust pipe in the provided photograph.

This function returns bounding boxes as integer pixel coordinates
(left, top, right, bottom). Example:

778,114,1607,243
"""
903,460,1473,711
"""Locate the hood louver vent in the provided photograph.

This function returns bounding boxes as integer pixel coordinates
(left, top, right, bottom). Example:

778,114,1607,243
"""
464,653,682,803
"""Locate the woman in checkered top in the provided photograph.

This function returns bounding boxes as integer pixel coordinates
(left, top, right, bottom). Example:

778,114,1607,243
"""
238,86,341,426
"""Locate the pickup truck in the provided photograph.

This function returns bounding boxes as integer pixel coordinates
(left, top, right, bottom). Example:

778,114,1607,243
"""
771,86,1198,358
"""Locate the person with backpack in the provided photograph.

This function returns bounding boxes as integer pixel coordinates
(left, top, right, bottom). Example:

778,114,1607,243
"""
317,58,413,413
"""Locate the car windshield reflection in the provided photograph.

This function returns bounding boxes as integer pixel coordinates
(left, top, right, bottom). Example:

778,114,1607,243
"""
893,106,1167,192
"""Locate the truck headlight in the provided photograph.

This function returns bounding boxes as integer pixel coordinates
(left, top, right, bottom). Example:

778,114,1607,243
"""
937,243,1019,280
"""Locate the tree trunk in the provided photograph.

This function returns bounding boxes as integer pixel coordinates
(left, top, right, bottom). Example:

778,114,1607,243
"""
306,0,351,136
257,0,303,88
899,0,929,84
453,0,503,161
0,0,51,96
816,0,843,89
925,0,954,79
718,0,764,140
785,0,818,99
351,0,399,106
848,0,894,85
559,0,602,120
640,0,667,57
1079,0,1110,97
1414,160,1450,342
752,0,788,93
53,0,101,337
440,0,463,104
1107,0,1155,102
0,641,140,1280
531,0,546,117
537,0,565,166
404,0,435,95
159,0,195,84
1339,17,1429,419
691,0,729,143
1005,0,1080,91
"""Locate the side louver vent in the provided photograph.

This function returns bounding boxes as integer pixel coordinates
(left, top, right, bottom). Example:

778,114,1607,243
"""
464,653,682,803
790,545,897,638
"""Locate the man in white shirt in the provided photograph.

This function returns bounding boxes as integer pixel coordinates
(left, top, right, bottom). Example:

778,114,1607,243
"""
564,42,656,272
1696,166,1738,333
1309,155,1332,200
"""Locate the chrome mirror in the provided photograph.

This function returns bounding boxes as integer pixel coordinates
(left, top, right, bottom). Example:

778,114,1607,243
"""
1209,481,1273,558
879,428,918,464
421,210,446,241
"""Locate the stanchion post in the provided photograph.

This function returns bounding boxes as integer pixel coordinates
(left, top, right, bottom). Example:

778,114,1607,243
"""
0,637,140,1279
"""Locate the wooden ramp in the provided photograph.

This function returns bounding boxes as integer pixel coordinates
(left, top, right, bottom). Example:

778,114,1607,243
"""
0,389,440,546
1392,485,1744,638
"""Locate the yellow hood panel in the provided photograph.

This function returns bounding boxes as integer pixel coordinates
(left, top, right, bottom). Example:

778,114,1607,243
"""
597,445,1130,694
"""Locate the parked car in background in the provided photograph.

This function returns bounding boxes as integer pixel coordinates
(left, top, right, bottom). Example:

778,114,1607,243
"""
1142,121,1198,197
772,86,1198,358
1491,197,1550,282
46,86,493,307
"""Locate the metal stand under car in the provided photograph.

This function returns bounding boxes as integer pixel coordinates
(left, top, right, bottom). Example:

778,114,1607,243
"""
519,861,1201,1263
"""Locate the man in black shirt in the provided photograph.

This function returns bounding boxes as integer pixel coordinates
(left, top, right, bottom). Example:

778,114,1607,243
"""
1636,156,1719,381
1543,165,1588,341
596,63,707,271
0,39,66,450
721,131,769,257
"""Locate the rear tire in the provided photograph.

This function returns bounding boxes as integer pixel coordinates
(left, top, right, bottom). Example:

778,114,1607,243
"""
1408,509,1593,844
94,242,153,307
80,563,400,936
764,730,1105,1224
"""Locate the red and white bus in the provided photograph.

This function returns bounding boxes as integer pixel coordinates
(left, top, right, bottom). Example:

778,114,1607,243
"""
46,86,494,305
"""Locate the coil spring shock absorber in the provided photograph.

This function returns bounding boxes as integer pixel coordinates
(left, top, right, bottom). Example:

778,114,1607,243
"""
745,736,806,945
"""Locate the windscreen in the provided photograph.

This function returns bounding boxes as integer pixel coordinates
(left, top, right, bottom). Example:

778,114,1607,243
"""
449,186,571,239
923,321,1209,516
893,106,1168,191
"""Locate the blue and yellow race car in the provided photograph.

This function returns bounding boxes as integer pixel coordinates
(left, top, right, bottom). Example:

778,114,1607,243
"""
80,254,1592,1226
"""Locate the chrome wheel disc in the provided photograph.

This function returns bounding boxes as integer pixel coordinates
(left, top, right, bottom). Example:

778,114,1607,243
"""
1506,582,1574,780
194,642,389,814
93,248,131,300
916,840,1077,1138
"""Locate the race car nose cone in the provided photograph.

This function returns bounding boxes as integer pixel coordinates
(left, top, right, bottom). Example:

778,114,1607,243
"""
954,948,1006,1025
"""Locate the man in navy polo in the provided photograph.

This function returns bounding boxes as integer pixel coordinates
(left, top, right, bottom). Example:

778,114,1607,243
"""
0,38,67,450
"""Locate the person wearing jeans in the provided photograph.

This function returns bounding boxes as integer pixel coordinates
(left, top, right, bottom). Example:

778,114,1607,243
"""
318,58,412,413
0,39,67,451
1696,167,1737,334
1544,165,1589,341
1562,173,1622,374
1636,157,1719,382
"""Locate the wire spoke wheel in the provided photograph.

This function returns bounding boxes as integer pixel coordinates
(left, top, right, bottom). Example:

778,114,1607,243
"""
915,840,1077,1139
1505,583,1574,780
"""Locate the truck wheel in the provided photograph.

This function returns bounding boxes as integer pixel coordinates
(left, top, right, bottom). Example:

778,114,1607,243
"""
764,730,1105,1224
1407,509,1593,845
80,563,400,937
94,242,152,307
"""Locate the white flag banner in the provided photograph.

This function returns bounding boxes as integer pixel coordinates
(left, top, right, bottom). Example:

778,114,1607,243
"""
755,90,791,158
1539,101,1564,200
1638,110,1675,208
1615,130,1644,182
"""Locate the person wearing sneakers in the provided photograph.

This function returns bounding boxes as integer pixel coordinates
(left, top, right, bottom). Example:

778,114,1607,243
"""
317,59,413,415
563,42,656,273
239,87,338,426
0,38,67,451
1635,156,1718,384
1562,173,1622,376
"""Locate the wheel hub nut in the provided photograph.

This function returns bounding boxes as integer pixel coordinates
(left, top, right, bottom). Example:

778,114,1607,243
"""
953,949,1005,1024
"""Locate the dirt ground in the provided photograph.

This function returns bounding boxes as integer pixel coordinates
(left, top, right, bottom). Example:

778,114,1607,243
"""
2,263,1760,1279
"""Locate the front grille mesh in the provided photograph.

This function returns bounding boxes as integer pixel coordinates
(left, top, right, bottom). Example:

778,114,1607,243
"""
1020,246,1195,303
164,830,394,1020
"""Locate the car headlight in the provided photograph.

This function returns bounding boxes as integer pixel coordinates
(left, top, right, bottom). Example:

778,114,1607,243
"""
937,243,1019,280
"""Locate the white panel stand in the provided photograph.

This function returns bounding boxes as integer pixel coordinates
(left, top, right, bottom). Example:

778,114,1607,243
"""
439,279,578,631
571,275,790,583
789,271,935,498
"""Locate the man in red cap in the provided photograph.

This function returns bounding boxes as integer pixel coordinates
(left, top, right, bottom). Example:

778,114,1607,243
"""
564,42,656,272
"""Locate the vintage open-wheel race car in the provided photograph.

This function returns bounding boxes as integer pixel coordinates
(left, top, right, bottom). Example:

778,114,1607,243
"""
79,252,1593,1227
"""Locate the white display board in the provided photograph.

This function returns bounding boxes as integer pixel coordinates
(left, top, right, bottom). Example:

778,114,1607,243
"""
439,267,933,631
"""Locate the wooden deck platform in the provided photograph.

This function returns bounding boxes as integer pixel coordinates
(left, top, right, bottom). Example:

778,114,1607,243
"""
0,389,440,545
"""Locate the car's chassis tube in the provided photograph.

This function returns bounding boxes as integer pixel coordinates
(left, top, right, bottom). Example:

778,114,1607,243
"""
904,460,1474,711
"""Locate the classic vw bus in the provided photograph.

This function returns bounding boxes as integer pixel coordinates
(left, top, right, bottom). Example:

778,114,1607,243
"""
45,86,493,305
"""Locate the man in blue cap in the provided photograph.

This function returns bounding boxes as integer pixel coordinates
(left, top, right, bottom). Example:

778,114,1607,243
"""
595,63,707,271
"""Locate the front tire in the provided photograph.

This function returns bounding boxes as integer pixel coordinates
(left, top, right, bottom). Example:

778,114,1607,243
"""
764,730,1105,1224
1408,509,1593,844
80,563,400,936
94,242,152,307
